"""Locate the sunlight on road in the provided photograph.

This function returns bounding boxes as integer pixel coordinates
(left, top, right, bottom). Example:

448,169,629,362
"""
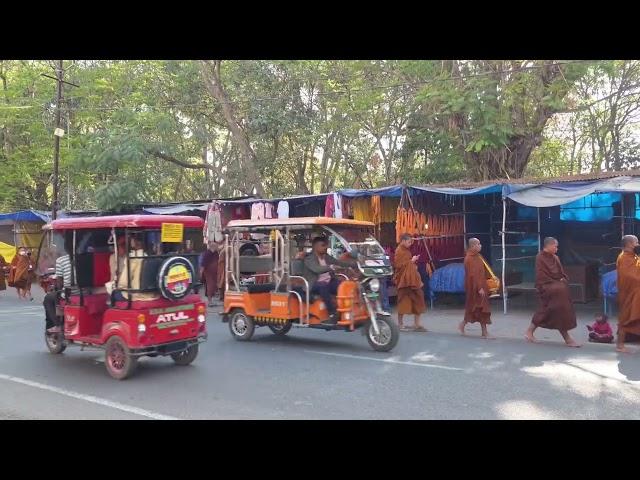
520,356,640,404
495,400,561,420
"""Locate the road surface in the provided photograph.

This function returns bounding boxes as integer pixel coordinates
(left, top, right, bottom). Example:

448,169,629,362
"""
1,291,639,419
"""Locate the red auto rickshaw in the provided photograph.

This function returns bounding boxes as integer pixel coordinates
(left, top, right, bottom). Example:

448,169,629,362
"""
36,215,207,380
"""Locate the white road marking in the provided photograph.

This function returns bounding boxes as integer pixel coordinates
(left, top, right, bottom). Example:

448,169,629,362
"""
0,308,43,315
305,350,464,371
0,374,178,420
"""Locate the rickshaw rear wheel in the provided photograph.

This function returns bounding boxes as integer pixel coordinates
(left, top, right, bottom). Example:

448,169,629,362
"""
171,344,199,365
105,336,138,380
229,309,255,341
268,322,292,336
366,315,399,352
45,331,66,354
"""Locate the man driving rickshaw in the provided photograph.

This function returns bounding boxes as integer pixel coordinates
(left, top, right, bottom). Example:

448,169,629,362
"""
221,217,400,352
302,236,357,325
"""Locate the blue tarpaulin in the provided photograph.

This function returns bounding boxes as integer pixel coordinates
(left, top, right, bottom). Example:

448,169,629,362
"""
338,186,404,198
429,263,466,294
0,210,50,223
602,270,617,297
413,184,504,197
504,177,640,207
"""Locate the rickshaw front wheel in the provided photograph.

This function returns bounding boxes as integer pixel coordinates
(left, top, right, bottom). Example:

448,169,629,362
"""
44,331,66,354
105,336,138,380
229,309,255,341
366,316,399,352
268,322,292,336
171,344,199,365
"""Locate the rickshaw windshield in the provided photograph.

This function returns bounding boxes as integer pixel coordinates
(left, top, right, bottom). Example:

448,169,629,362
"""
327,227,385,259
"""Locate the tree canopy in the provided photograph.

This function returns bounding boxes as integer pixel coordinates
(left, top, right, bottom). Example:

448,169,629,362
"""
1,59,639,212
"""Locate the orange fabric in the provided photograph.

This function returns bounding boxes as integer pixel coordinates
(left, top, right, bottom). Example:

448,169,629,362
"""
9,254,31,289
616,251,640,335
393,244,423,290
531,251,577,331
464,251,491,324
0,254,7,291
397,287,426,315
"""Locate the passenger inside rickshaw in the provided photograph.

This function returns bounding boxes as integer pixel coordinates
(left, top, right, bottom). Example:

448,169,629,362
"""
110,229,202,305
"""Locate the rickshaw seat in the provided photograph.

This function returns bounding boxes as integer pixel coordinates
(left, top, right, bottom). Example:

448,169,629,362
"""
239,256,273,274
139,257,164,290
114,293,202,310
65,293,109,316
247,283,275,294
291,259,305,276
92,252,111,286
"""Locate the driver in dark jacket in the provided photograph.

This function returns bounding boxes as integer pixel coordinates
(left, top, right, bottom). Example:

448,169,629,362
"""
303,237,357,325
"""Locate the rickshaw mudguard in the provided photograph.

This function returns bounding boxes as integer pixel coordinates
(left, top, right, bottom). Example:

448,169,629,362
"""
101,320,135,346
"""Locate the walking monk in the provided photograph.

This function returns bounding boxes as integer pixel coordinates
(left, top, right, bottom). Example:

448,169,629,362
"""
459,238,493,339
615,235,640,353
0,252,7,292
525,237,580,347
200,241,220,307
393,234,427,332
8,247,32,299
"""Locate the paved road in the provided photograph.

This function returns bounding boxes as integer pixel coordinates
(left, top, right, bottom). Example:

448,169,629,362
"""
1,290,640,419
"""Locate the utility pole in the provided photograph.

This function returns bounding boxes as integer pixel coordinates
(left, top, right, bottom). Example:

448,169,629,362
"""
52,60,63,220
42,61,79,220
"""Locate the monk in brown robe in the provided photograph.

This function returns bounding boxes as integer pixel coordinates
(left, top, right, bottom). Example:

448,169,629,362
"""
200,241,219,307
459,238,493,339
525,237,580,347
217,242,226,301
9,247,32,299
393,233,427,332
615,235,640,353
0,253,7,292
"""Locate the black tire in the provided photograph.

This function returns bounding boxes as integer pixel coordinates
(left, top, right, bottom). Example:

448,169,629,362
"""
45,331,66,354
228,309,255,341
104,336,138,380
268,322,292,336
366,315,399,352
171,344,199,366
239,244,259,256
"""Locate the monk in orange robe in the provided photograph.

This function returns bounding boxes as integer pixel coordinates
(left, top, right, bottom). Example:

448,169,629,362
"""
0,253,7,291
459,238,493,338
615,235,640,353
8,247,32,299
393,233,426,332
525,237,580,347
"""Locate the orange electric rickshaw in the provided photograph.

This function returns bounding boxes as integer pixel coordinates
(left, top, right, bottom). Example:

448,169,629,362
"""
221,217,399,352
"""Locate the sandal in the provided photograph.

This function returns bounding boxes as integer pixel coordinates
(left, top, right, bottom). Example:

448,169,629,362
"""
399,325,412,331
413,326,427,332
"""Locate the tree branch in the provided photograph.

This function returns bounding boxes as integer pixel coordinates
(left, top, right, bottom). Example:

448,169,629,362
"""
147,148,217,170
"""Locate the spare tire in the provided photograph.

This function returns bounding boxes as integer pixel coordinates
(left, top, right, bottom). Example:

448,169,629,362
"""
157,256,195,300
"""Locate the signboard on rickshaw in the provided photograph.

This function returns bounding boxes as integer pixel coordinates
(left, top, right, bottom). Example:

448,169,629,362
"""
158,257,194,300
161,223,184,243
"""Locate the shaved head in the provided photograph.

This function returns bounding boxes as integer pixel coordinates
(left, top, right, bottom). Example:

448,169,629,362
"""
467,237,481,253
542,237,559,255
622,235,639,249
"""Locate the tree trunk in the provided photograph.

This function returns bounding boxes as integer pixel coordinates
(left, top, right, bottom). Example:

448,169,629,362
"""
199,60,265,197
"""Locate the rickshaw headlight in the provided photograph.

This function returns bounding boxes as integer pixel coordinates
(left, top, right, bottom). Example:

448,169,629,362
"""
369,278,380,292
198,314,206,323
137,324,146,333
